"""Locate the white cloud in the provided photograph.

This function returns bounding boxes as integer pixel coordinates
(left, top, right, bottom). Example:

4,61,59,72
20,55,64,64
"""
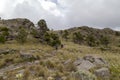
0,0,120,30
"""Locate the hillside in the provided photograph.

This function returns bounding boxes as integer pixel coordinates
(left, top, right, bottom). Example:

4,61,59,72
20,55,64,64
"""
0,18,120,80
58,26,120,47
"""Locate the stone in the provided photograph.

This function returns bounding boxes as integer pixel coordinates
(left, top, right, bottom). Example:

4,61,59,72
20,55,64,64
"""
73,58,83,66
93,58,107,67
83,55,95,63
77,60,95,71
95,68,110,80
64,59,72,65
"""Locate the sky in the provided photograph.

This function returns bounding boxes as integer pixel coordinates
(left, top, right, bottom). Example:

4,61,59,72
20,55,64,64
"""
0,0,120,31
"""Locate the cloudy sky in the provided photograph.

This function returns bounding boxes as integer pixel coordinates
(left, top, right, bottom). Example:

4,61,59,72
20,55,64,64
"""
0,0,120,30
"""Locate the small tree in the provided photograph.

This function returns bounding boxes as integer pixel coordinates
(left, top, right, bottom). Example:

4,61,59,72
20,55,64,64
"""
37,19,49,42
38,19,49,33
16,27,28,44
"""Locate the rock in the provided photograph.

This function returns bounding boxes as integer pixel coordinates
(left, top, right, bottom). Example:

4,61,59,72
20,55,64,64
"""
0,49,17,55
77,60,95,71
64,59,72,65
47,76,54,80
95,68,110,80
0,18,34,30
93,57,108,67
73,58,83,66
74,55,110,80
83,55,95,62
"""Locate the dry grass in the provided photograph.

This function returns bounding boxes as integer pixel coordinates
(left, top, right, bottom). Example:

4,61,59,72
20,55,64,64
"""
0,41,120,80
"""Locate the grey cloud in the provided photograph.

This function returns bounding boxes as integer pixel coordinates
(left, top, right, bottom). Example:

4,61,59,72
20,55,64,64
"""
0,0,120,30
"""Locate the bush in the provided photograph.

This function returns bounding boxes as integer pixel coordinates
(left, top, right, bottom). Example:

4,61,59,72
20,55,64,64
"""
73,32,84,44
0,35,5,43
0,27,9,32
30,28,38,38
16,27,28,44
86,35,96,47
0,27,9,43
100,35,110,47
62,30,69,41
44,32,61,47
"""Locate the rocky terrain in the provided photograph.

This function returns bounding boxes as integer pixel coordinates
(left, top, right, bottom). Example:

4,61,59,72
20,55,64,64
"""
0,18,120,80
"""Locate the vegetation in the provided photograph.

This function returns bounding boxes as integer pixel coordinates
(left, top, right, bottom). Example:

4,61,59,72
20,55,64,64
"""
86,34,96,47
16,27,28,44
0,19,120,80
62,30,69,41
73,32,84,44
100,35,110,47
0,27,9,43
44,32,61,47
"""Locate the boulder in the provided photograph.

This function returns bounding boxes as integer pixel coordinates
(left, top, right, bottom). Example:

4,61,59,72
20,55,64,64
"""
83,55,95,62
93,57,108,67
77,60,95,71
73,58,83,66
73,55,110,80
95,68,110,80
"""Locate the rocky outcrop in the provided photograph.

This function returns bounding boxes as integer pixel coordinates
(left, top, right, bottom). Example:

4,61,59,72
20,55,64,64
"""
0,18,34,30
72,55,110,80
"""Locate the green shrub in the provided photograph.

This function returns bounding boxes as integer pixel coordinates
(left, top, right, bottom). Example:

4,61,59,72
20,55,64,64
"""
44,32,61,47
0,27,9,43
86,35,96,47
73,32,84,44
16,27,28,44
0,27,9,32
30,28,38,38
0,35,5,43
62,30,69,41
100,35,110,47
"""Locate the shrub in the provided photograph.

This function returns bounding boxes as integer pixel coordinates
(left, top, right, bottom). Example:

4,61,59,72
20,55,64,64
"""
0,35,5,43
73,32,84,44
0,27,9,32
0,27,9,43
44,32,61,47
16,27,28,44
100,35,110,47
86,35,96,47
30,28,38,38
62,30,69,41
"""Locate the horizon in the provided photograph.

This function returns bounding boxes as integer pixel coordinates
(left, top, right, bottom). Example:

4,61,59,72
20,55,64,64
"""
0,0,120,31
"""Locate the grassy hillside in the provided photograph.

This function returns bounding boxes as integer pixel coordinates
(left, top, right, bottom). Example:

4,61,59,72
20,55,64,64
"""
0,40,119,80
0,21,120,80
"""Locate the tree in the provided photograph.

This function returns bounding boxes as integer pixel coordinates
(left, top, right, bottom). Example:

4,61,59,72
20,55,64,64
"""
16,27,28,44
37,19,49,42
38,19,49,33
73,32,84,44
